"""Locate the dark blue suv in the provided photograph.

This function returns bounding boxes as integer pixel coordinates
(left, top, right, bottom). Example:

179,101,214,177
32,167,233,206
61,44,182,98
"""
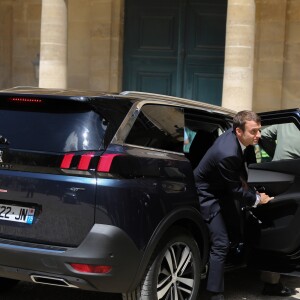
0,87,300,300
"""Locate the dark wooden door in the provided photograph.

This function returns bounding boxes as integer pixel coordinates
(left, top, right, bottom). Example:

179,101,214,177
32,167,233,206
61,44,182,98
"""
123,0,227,105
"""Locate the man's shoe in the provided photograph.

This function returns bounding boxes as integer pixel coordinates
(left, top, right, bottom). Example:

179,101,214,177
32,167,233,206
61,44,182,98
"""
210,293,225,300
262,282,292,297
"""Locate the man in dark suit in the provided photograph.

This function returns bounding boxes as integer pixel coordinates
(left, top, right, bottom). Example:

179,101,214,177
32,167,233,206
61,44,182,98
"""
194,110,273,300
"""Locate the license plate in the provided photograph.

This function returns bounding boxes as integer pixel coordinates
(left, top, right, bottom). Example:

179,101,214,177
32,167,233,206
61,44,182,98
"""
0,204,35,224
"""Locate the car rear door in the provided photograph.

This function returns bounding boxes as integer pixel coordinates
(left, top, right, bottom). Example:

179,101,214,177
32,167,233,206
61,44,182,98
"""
246,108,300,273
0,94,110,247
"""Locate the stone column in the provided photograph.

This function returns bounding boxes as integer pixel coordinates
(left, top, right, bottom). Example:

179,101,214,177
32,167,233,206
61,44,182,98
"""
39,0,67,88
0,1,12,88
222,0,256,111
253,0,287,112
282,0,300,109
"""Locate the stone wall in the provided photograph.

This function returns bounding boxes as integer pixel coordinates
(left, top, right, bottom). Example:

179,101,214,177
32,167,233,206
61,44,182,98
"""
282,0,300,109
68,0,124,92
0,1,13,88
0,0,124,92
0,0,41,89
222,0,256,111
253,0,300,111
1,0,299,107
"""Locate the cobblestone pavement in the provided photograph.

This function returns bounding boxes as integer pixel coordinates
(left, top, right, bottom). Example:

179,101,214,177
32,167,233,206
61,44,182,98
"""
1,268,300,299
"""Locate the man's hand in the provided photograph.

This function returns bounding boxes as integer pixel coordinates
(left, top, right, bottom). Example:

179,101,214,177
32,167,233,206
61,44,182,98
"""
259,192,274,205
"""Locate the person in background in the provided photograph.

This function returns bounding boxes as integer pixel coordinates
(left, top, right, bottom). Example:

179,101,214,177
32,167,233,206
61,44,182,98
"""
183,127,196,153
194,110,273,300
260,122,300,161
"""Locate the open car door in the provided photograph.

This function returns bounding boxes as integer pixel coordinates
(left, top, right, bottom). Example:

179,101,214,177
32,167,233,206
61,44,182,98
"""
246,108,300,274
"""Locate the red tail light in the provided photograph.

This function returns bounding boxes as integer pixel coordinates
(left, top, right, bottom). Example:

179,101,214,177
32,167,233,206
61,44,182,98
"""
77,153,94,170
60,153,75,169
60,153,121,172
69,263,112,274
9,97,43,103
60,152,94,170
97,154,121,172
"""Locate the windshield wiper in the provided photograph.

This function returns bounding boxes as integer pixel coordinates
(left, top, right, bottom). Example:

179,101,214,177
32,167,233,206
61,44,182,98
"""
0,135,9,145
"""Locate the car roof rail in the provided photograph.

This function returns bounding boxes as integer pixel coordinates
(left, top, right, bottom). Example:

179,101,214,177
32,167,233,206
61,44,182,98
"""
120,91,236,116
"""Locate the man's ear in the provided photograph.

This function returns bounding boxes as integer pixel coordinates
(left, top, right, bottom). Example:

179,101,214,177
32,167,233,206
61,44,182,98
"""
235,127,243,137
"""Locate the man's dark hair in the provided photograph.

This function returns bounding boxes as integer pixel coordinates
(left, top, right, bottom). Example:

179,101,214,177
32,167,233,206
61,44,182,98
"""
233,110,261,131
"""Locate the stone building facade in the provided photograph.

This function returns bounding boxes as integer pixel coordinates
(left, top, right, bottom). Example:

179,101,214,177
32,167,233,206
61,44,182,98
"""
0,0,299,112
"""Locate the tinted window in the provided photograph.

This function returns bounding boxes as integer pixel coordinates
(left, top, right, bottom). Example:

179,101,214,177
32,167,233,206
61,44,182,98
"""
183,108,230,169
0,96,134,152
125,104,184,152
0,104,106,153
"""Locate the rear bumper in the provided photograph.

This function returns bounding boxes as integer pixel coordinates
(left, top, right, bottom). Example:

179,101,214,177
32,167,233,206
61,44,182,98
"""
0,224,142,292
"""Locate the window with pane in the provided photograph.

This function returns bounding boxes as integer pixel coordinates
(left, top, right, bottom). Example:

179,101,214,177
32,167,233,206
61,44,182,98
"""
125,104,184,152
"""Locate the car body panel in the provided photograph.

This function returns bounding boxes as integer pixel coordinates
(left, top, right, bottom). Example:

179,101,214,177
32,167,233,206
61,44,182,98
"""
0,224,141,292
0,88,216,292
0,169,96,246
95,144,199,249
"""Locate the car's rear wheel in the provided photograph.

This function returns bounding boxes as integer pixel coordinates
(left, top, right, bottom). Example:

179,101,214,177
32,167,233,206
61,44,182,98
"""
123,230,201,300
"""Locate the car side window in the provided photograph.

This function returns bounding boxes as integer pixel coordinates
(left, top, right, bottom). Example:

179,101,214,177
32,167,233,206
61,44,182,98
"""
184,108,229,169
125,104,184,152
256,121,300,162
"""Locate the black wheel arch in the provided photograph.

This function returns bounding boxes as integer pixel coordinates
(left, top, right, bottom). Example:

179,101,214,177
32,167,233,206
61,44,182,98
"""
127,206,209,292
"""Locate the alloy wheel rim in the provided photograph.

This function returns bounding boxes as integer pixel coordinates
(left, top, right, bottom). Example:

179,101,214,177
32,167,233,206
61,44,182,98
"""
156,242,195,300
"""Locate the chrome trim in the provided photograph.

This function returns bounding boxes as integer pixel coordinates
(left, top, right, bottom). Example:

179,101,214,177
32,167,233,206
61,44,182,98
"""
120,91,236,115
112,97,233,146
121,143,185,157
30,275,78,288
111,101,142,145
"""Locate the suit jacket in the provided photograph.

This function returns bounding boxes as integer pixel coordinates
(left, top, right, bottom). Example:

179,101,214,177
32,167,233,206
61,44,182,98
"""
193,128,257,222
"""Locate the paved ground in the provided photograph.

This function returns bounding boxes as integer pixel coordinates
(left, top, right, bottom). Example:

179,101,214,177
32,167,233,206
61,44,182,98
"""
1,268,300,299
206,268,300,300
199,269,300,300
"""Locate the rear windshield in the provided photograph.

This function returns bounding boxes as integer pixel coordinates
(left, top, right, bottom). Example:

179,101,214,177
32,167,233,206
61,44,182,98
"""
0,97,130,153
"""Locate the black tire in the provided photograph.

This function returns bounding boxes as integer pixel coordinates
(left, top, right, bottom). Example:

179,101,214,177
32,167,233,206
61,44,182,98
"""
123,230,201,300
